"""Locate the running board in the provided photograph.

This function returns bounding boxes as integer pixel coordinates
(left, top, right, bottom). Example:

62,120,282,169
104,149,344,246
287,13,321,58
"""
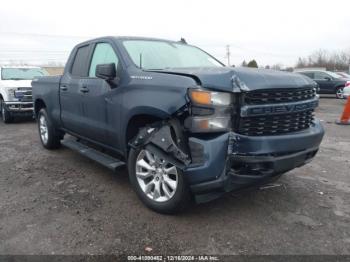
61,138,125,171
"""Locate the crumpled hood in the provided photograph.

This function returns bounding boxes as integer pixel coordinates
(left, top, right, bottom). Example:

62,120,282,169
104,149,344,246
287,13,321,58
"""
0,80,32,89
149,67,316,92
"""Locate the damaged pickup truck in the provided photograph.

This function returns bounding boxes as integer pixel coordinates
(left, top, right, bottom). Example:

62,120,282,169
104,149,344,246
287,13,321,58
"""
32,37,324,213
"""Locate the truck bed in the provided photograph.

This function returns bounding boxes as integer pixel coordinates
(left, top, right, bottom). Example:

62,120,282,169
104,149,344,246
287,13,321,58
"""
32,75,62,126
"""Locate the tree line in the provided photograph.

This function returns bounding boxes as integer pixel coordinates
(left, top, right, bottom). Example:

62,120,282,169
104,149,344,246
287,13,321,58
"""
295,49,350,71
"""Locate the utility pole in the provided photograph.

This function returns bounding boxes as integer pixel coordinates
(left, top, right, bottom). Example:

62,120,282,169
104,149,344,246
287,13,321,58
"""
226,45,231,66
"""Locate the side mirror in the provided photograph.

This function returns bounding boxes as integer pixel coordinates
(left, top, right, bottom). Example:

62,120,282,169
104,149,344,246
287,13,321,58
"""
96,63,116,81
324,76,331,81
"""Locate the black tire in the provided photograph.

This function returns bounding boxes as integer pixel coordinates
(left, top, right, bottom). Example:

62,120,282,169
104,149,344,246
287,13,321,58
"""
335,87,344,99
128,147,192,214
0,99,13,123
37,108,62,149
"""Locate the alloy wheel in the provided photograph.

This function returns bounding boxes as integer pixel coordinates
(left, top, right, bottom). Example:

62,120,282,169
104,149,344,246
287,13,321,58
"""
135,149,178,202
336,88,344,99
39,114,49,144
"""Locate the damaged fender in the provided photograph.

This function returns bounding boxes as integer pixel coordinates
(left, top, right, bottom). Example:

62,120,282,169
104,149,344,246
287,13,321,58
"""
129,123,191,169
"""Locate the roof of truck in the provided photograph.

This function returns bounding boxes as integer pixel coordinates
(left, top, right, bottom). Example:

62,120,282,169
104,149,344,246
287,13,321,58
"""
78,36,186,46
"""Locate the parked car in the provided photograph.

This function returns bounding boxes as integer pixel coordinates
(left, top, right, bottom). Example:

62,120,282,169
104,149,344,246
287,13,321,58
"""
0,66,48,123
335,72,350,79
295,69,350,99
32,37,324,213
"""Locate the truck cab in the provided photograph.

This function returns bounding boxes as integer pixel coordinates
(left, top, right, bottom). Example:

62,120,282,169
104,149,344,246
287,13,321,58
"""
0,66,48,123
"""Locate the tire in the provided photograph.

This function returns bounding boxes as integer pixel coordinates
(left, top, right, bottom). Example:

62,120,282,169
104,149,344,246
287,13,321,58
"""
0,99,13,123
37,108,61,149
128,147,192,214
335,87,344,99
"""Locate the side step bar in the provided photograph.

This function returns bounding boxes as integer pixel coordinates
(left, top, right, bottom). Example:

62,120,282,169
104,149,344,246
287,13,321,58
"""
61,138,125,171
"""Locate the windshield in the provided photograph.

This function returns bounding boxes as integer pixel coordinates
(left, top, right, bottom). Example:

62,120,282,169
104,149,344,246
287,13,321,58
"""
123,40,224,70
1,68,48,80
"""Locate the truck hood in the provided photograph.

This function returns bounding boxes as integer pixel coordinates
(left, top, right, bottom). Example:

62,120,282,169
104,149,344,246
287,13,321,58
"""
0,80,32,89
148,67,316,92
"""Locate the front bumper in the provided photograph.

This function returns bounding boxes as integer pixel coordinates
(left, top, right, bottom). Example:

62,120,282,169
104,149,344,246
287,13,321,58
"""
185,120,324,196
4,101,34,115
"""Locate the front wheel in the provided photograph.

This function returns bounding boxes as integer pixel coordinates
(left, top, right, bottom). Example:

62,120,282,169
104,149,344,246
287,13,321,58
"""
128,148,191,214
336,87,344,99
1,99,13,123
37,108,61,149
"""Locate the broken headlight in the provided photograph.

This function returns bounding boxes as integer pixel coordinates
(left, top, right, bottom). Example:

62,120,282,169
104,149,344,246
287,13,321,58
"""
185,88,234,133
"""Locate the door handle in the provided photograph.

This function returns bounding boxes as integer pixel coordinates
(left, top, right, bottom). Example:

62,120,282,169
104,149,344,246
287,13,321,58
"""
79,87,89,93
60,86,68,91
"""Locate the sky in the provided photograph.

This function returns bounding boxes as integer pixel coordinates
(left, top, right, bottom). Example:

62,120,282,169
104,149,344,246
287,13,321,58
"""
0,0,349,67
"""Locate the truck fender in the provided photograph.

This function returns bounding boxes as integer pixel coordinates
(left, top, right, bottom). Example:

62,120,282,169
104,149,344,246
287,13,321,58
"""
129,123,191,169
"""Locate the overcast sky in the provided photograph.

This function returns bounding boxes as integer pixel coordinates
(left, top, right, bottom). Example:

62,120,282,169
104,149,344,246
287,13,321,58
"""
0,0,349,67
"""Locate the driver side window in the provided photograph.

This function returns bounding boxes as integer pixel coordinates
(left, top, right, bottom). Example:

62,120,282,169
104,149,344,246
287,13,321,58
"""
89,43,119,77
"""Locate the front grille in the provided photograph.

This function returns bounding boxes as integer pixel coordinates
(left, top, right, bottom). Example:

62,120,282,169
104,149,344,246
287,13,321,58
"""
237,87,316,136
244,87,316,105
16,88,32,102
238,110,314,136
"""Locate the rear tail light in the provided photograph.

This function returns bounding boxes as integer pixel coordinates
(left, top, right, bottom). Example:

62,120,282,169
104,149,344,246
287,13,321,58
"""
346,81,350,87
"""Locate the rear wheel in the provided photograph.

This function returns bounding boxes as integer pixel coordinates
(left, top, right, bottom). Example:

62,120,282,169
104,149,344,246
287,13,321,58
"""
37,108,62,149
128,147,191,214
336,87,344,99
0,99,13,123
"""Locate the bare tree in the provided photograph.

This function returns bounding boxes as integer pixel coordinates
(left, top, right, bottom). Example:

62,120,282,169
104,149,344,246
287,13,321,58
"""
295,49,350,71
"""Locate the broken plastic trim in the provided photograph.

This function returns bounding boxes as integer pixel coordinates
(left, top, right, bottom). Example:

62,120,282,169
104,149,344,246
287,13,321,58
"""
129,124,191,169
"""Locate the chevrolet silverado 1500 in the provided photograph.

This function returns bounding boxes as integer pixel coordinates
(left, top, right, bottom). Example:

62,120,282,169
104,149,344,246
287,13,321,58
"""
32,37,324,213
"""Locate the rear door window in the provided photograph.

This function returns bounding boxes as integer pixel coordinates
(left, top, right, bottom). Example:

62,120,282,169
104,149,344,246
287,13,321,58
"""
89,43,119,77
71,45,90,77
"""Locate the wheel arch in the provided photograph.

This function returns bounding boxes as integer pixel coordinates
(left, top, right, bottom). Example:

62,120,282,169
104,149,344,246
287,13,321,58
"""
125,113,164,153
34,98,47,118
334,84,345,91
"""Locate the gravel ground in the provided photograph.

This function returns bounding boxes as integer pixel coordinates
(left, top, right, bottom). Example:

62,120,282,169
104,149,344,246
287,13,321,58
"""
0,97,349,255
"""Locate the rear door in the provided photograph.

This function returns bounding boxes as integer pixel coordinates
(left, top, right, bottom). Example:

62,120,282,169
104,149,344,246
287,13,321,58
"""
60,44,92,134
79,42,121,146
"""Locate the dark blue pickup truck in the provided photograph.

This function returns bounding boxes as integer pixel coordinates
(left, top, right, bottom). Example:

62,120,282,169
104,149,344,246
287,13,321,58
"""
32,36,324,213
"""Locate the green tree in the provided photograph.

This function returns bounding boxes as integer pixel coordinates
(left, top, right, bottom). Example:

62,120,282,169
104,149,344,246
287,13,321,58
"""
247,60,258,68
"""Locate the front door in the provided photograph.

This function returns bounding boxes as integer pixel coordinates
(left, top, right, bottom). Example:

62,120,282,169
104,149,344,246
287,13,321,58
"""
80,42,121,146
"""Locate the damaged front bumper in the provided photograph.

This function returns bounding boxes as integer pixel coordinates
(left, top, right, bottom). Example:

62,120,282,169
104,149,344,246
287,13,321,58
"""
186,120,324,200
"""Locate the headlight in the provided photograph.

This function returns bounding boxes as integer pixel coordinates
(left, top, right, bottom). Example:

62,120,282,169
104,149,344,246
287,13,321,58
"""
185,116,231,133
186,88,233,133
188,89,233,106
7,88,17,99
